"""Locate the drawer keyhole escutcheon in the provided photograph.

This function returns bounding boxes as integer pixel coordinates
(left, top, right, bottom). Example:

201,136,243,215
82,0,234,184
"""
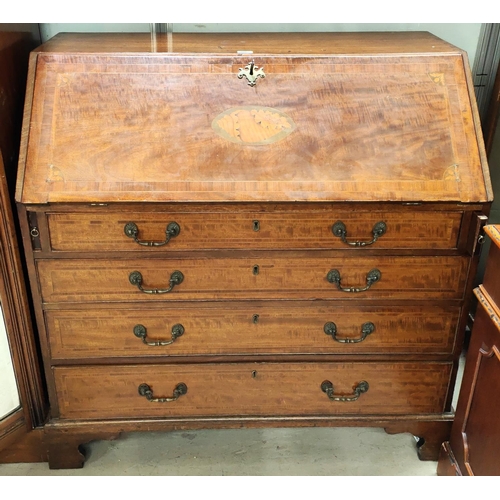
252,370,258,378
253,220,260,232
129,270,184,294
332,221,386,247
253,265,260,275
124,221,180,247
326,268,381,293
321,380,369,402
324,321,375,343
138,383,187,403
133,323,184,346
237,61,266,87
252,314,260,324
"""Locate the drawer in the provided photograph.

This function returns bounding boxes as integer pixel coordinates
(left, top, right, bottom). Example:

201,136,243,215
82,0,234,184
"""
46,304,460,359
45,210,463,252
54,361,453,419
37,256,469,303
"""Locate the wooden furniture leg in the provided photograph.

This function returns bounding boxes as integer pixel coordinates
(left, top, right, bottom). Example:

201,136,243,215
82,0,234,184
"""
45,428,120,469
384,420,453,461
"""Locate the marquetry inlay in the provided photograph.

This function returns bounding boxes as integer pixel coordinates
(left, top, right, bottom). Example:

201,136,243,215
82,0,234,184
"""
212,106,296,145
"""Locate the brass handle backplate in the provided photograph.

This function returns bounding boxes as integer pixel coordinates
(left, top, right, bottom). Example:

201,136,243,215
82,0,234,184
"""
326,268,381,293
124,221,180,247
321,380,369,402
324,321,375,343
138,383,187,403
133,323,184,346
332,221,386,247
129,270,184,294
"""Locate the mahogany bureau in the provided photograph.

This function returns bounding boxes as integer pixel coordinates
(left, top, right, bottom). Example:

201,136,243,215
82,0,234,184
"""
15,32,493,469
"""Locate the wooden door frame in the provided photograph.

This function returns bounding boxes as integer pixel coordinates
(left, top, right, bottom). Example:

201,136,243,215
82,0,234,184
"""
0,150,47,460
0,29,47,463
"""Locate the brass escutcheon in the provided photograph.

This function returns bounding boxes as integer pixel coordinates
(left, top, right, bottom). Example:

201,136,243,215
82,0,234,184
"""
237,61,266,87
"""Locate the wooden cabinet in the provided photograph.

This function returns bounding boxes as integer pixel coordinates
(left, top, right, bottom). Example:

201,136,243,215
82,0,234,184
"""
15,32,492,469
0,28,47,464
438,225,500,476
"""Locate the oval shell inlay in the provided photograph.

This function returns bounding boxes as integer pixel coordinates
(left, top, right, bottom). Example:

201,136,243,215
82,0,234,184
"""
212,106,296,145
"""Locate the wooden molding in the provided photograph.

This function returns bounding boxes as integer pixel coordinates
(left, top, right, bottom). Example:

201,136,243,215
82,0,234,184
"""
0,30,47,458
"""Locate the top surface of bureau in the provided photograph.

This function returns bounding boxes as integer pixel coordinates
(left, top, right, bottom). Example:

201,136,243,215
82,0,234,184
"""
16,32,492,206
482,225,500,306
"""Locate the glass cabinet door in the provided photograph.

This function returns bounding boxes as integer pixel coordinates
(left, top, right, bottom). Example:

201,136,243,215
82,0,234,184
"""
0,303,20,420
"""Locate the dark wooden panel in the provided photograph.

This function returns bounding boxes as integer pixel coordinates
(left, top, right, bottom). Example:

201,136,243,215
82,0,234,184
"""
461,341,500,475
443,284,500,476
0,29,46,458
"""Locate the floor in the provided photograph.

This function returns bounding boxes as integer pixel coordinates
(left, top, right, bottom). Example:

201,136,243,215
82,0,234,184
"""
0,426,438,476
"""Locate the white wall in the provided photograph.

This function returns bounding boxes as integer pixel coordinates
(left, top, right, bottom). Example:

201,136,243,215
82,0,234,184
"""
39,23,150,42
39,23,482,66
0,304,20,420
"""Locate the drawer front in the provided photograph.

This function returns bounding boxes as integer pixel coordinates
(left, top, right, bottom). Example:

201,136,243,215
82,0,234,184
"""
54,362,452,419
46,210,462,252
37,256,469,303
46,304,460,359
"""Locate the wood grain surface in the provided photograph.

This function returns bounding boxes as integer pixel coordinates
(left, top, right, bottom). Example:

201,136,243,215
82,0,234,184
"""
17,47,489,204
46,209,463,252
481,225,500,306
45,303,460,359
14,32,493,468
36,255,469,303
53,361,453,419
443,286,500,475
33,32,461,55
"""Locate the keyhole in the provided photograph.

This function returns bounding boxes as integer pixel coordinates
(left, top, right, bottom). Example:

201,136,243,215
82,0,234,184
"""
249,61,254,75
251,370,257,378
252,314,259,324
253,220,260,232
253,265,259,275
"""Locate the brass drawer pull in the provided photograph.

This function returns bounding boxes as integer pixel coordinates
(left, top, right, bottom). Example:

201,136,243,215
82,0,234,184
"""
332,221,386,246
324,321,375,343
321,380,369,402
124,221,180,247
326,268,381,293
133,323,184,346
129,270,184,294
138,383,187,403
326,269,382,293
